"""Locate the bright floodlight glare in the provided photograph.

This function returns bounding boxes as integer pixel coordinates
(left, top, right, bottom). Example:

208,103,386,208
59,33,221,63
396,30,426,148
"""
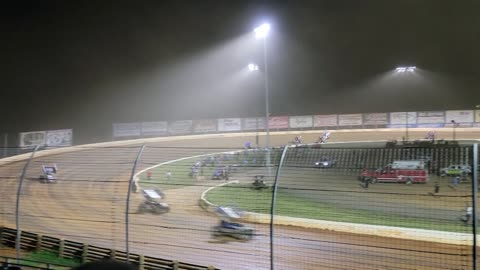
395,66,416,73
254,23,270,39
248,63,259,71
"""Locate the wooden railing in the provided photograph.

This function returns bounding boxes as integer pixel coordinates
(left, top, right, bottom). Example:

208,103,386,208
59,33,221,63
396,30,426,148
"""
0,227,218,270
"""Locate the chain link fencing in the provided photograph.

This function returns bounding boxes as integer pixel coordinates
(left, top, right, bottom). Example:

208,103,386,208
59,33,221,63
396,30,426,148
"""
0,138,478,270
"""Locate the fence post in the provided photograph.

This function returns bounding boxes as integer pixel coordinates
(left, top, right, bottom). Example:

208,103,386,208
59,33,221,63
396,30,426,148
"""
82,244,89,263
15,145,41,263
138,254,145,270
125,144,146,261
110,249,116,260
172,260,179,270
269,145,289,270
472,143,478,270
0,227,4,246
58,239,65,257
36,234,42,251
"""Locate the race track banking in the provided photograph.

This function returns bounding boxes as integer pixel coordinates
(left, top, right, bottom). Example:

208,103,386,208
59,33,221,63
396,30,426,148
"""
0,129,479,270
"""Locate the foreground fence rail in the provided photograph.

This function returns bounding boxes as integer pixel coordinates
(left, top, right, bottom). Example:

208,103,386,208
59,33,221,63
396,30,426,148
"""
0,227,218,270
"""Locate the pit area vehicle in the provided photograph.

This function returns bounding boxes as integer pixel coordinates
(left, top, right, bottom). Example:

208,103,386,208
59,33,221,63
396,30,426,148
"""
251,175,268,190
440,165,472,177
390,160,426,170
314,157,335,168
359,166,429,185
137,189,170,214
39,164,58,184
212,206,255,241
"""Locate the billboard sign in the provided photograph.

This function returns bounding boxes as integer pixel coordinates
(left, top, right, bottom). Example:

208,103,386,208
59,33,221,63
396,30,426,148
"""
268,116,289,129
168,120,193,134
390,112,417,125
446,110,474,123
217,118,242,132
141,121,168,136
19,131,46,148
313,115,337,127
46,129,73,147
363,113,388,125
193,119,217,133
289,116,313,128
416,123,444,128
338,114,362,126
416,111,445,124
113,123,141,137
242,117,266,130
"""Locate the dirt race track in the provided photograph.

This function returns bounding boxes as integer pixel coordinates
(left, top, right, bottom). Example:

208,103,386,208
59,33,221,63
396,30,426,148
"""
1,129,479,270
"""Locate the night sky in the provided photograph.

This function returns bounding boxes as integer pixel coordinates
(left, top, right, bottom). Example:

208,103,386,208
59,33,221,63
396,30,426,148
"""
1,0,479,143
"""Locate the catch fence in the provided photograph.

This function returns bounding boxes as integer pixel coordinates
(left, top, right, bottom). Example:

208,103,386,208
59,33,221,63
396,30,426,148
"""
0,137,478,270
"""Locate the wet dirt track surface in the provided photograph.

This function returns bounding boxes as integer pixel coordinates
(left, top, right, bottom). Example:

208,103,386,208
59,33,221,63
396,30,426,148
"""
1,130,479,269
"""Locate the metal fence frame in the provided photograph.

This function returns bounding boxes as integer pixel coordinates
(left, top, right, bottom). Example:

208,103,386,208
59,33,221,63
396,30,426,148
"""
1,141,479,270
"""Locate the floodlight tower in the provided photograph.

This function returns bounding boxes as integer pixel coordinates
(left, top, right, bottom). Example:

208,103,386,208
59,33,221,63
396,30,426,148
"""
395,66,417,141
254,23,271,175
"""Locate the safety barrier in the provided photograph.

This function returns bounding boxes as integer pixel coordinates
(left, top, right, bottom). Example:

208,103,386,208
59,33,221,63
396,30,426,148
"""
0,227,218,270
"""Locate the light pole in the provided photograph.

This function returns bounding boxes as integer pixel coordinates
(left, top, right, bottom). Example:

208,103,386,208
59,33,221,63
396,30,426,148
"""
405,112,409,142
451,120,457,141
395,66,416,141
254,23,271,176
248,63,260,147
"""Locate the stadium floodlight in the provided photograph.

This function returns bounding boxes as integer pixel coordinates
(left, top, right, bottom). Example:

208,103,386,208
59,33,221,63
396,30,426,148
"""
396,66,416,73
248,63,259,71
254,23,270,39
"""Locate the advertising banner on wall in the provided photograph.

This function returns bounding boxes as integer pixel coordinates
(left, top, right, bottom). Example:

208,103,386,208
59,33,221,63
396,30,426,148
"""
46,129,73,147
217,118,242,132
168,120,193,134
313,115,337,127
242,117,266,130
141,121,168,136
113,123,141,137
389,112,417,125
193,119,217,133
444,122,473,128
416,123,444,128
476,110,480,123
338,114,363,126
416,111,445,124
19,131,46,148
268,116,289,129
363,113,388,125
446,110,474,123
289,115,313,128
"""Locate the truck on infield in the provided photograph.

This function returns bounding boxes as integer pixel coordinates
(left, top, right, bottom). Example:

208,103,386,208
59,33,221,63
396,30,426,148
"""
359,161,429,185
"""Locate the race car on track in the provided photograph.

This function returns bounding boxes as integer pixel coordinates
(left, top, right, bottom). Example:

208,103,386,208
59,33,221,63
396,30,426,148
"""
212,167,229,180
317,131,331,144
212,206,255,241
137,189,170,214
39,164,58,184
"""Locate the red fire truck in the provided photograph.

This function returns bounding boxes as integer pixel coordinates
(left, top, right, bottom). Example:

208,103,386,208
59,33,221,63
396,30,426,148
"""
359,166,429,185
